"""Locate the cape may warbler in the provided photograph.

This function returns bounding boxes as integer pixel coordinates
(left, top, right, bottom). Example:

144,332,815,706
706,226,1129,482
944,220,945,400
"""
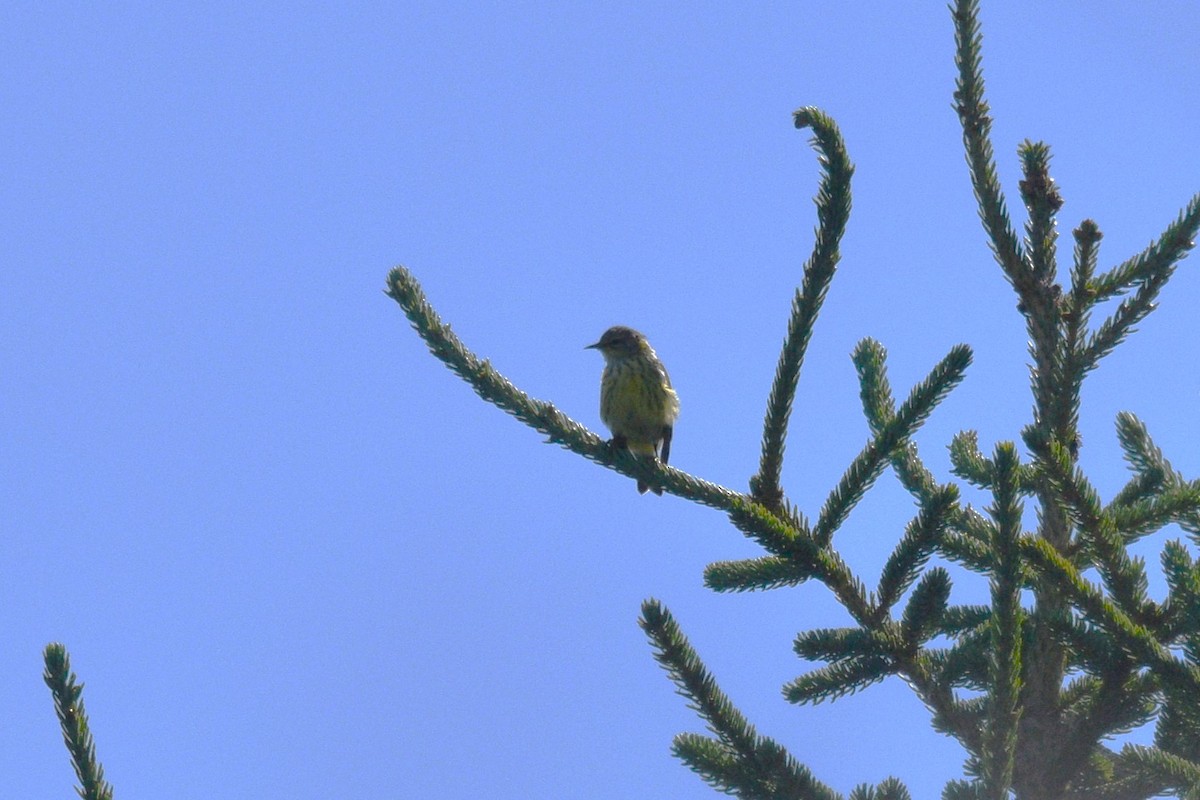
586,326,680,495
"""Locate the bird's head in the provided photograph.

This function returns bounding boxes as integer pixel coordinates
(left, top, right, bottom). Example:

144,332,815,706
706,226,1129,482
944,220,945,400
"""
585,325,649,359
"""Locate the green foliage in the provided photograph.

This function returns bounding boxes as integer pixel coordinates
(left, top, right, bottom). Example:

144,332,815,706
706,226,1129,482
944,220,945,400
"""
43,644,113,800
753,108,855,514
849,777,911,800
875,486,957,616
812,344,971,548
32,1,1200,797
380,1,1200,797
980,444,1023,798
640,599,840,800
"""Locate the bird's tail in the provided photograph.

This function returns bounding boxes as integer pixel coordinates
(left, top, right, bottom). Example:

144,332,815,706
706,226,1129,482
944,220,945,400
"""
637,479,663,496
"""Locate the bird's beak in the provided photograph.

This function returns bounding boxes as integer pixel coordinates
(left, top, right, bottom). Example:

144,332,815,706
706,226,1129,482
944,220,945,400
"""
585,341,600,350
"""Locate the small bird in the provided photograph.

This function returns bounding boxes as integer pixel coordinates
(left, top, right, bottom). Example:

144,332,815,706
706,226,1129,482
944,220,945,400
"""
586,326,680,495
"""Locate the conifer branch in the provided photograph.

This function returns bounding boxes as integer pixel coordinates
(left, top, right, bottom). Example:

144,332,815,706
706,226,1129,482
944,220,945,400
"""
1109,487,1200,544
1107,469,1168,517
783,657,893,705
980,444,1022,799
703,555,816,593
726,500,874,621
1160,540,1200,641
671,734,833,800
1015,142,1067,427
1156,679,1200,763
1032,437,1154,617
1081,194,1200,371
1058,670,1158,793
43,644,114,800
1065,220,1102,341
1082,272,1171,372
1113,412,1200,536
933,629,992,691
1050,612,1125,674
855,339,966,527
793,627,896,664
1031,435,1104,530
938,605,993,636
1018,140,1062,285
897,653,986,754
940,509,999,575
669,735,745,794
670,732,840,800
852,338,893,424
1049,221,1104,463
848,777,911,800
811,549,874,624
706,501,819,592
875,487,958,616
1106,745,1200,799
949,431,991,488
1087,193,1200,307
754,107,854,511
853,343,994,581
1115,411,1172,476
900,568,952,645
726,498,818,561
890,441,940,499
942,779,987,800
640,600,839,800
387,3,1200,793
1021,538,1200,696
952,0,1026,285
813,344,972,547
639,599,760,753
385,266,748,509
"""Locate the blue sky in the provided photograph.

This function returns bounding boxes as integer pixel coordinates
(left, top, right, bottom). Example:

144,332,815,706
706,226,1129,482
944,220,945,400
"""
4,3,1200,798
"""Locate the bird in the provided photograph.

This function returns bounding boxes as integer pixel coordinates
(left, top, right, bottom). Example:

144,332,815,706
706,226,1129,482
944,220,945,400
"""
586,325,680,495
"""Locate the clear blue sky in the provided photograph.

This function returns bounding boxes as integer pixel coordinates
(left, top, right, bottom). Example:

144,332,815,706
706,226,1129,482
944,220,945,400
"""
4,3,1200,798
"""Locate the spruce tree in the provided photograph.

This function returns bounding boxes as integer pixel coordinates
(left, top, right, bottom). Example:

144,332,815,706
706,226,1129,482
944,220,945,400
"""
387,2,1200,797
